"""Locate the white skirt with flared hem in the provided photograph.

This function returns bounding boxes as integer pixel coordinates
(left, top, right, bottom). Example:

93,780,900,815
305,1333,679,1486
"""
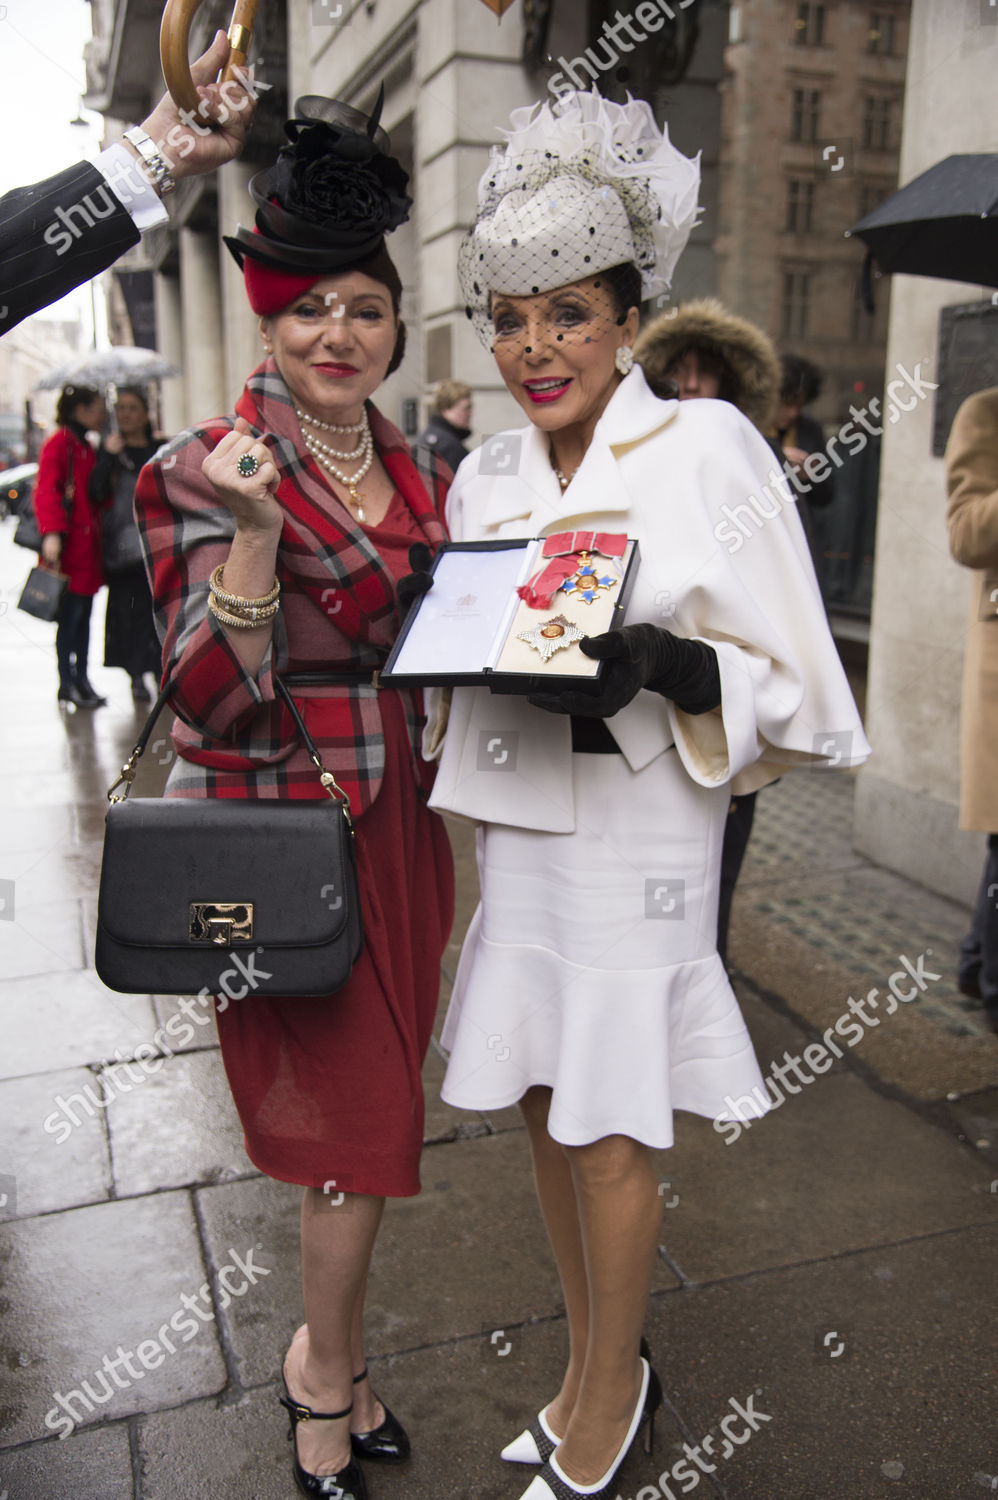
440,746,770,1147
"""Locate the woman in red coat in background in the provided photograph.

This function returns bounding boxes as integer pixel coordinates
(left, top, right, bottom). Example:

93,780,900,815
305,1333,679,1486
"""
35,384,108,707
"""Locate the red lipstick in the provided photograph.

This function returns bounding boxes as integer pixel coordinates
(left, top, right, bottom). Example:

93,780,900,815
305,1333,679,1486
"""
523,378,573,404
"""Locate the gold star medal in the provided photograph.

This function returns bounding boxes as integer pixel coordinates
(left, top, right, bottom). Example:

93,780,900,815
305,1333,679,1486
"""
517,614,585,663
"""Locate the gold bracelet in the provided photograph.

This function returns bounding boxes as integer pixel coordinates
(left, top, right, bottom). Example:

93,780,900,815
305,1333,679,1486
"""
208,594,279,630
209,564,281,612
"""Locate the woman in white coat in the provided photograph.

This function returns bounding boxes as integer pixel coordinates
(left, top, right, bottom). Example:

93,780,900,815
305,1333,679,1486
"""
428,91,869,1500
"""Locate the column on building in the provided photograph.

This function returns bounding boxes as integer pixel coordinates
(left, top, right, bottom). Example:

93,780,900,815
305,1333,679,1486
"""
416,0,535,443
288,0,420,434
178,227,226,427
153,271,186,438
853,2,995,903
217,162,263,407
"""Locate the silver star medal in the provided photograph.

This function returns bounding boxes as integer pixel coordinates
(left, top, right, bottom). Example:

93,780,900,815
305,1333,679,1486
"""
518,613,585,663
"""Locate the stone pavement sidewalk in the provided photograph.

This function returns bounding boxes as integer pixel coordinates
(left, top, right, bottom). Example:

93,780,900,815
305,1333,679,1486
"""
0,523,996,1500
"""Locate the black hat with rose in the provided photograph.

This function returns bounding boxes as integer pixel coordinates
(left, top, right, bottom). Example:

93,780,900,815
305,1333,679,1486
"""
224,89,411,373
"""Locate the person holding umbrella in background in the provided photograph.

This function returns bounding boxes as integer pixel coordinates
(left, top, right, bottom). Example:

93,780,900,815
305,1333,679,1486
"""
89,386,163,702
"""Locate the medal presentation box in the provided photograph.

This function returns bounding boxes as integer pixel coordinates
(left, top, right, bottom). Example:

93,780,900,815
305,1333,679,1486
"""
381,536,640,691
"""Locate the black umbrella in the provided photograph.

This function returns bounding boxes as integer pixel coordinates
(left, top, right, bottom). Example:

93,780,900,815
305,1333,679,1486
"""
846,154,998,306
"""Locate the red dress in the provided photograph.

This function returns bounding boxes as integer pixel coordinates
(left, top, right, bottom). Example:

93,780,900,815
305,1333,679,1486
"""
212,493,455,1198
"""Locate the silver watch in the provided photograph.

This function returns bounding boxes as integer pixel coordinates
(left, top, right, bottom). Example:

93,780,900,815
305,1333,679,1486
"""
123,126,177,198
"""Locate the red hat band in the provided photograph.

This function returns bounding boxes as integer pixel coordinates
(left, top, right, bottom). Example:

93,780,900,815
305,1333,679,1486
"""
244,255,326,316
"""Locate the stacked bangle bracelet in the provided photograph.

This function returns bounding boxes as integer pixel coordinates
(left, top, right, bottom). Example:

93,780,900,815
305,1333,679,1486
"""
208,565,281,630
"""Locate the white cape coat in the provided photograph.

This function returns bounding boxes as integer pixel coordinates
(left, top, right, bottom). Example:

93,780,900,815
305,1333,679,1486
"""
427,367,870,830
428,368,870,1146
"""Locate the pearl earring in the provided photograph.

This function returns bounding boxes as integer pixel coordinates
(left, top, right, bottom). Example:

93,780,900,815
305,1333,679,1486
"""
615,345,634,376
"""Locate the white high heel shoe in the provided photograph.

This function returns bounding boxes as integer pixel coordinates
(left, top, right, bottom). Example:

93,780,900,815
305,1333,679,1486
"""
501,1403,562,1464
516,1357,659,1500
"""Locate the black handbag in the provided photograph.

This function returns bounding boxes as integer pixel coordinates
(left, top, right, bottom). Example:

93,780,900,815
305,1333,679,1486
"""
15,442,72,551
12,494,41,552
94,678,363,997
101,461,146,576
17,565,67,621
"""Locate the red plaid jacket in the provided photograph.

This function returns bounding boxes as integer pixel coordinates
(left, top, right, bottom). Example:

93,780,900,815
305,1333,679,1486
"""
134,360,449,812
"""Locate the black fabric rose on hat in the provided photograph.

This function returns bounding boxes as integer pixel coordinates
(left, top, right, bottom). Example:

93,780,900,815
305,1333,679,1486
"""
224,89,413,273
271,104,411,240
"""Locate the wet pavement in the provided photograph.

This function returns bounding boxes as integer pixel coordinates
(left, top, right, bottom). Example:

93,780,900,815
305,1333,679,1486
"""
0,517,996,1499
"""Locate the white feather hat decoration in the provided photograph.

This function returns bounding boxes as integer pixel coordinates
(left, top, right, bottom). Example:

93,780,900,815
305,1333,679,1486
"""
459,89,701,341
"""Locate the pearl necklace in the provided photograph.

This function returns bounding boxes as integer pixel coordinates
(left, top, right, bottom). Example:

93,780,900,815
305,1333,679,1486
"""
303,426,367,463
295,406,366,436
301,417,375,519
550,449,578,491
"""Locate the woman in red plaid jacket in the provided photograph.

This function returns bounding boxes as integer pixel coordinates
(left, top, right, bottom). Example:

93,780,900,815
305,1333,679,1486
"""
134,97,453,1500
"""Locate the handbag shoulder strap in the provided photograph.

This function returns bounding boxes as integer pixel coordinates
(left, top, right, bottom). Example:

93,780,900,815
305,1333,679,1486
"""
106,676,353,824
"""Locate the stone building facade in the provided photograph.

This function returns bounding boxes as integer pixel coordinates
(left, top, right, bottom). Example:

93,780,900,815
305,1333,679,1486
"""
854,0,997,906
85,0,728,439
717,0,910,426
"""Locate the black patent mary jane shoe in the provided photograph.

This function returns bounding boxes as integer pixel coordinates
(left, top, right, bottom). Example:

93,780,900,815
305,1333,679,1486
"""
349,1366,410,1464
278,1384,368,1499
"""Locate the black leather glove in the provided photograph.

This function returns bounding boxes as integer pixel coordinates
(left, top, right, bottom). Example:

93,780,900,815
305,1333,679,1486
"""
396,542,434,617
528,623,722,719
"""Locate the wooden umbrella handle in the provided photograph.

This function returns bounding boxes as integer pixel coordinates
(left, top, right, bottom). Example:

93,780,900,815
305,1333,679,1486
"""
160,0,260,120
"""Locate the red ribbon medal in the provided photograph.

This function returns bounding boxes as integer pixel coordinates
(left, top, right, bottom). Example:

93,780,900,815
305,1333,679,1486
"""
516,531,628,610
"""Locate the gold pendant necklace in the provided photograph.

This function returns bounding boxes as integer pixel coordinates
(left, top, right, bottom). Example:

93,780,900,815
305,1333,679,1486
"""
346,482,365,522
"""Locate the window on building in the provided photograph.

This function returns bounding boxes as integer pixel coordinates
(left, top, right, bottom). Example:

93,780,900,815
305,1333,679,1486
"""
793,3,826,45
862,96,894,151
782,271,811,337
851,290,880,345
790,88,821,143
858,180,894,219
867,13,896,54
786,179,816,233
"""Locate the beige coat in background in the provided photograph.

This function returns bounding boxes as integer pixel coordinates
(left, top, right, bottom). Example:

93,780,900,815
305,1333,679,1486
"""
945,386,998,833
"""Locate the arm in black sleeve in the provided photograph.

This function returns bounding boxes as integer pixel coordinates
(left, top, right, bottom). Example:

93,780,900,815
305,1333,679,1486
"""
396,541,435,618
89,446,118,504
529,623,721,719
0,163,140,336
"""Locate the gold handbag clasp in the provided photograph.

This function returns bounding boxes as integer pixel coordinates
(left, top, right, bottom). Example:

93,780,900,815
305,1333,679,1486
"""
189,902,254,946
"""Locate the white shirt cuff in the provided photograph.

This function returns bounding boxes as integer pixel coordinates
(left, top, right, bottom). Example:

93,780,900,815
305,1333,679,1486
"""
95,144,169,232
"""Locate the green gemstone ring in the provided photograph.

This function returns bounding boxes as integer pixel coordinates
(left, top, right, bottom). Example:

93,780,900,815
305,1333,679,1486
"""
236,453,261,477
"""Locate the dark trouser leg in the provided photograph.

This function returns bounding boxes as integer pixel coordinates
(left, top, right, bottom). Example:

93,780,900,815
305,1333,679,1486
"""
958,876,985,995
717,790,758,967
56,591,92,689
978,836,998,1016
71,594,93,686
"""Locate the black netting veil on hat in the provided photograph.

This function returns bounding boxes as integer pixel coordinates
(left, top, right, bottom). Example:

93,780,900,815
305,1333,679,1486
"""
460,91,701,346
223,86,413,274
